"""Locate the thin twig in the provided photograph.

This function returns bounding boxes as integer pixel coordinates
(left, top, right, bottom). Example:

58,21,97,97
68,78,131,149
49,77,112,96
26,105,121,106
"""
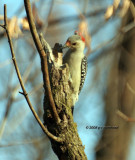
121,21,135,33
0,97,14,140
24,0,61,124
0,24,5,29
43,0,54,34
117,110,135,122
1,4,63,142
0,135,47,147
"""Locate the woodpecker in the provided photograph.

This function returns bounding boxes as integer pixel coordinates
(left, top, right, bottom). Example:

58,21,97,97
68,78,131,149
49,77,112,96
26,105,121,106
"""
62,31,87,104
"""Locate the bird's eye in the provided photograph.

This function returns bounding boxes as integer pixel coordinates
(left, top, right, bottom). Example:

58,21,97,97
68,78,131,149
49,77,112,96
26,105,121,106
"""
72,43,76,45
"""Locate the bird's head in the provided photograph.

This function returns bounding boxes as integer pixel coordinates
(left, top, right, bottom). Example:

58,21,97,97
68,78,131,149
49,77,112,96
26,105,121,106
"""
62,31,85,51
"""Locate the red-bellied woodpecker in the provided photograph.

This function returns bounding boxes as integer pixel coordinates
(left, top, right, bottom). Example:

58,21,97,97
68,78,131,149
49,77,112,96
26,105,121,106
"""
62,31,87,104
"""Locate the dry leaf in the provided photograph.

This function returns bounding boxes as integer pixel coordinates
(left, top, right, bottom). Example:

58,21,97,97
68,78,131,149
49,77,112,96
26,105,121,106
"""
113,0,121,10
105,0,121,20
21,17,29,30
105,5,114,20
8,16,22,38
78,20,91,55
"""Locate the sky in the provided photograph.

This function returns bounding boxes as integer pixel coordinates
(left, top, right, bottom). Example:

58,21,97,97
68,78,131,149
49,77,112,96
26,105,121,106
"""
0,0,134,160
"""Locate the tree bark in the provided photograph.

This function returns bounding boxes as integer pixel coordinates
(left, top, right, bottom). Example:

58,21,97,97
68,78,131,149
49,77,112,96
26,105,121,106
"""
43,44,87,160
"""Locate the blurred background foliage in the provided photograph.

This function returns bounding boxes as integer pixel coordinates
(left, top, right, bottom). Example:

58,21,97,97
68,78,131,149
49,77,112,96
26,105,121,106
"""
0,0,135,160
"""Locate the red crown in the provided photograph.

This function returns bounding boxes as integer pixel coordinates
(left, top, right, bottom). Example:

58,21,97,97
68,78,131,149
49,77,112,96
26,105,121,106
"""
74,30,85,42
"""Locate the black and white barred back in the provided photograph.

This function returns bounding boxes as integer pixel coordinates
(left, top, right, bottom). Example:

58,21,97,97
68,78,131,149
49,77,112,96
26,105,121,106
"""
79,56,87,93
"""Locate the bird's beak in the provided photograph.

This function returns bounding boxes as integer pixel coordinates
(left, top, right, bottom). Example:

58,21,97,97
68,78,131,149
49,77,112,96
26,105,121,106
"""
61,44,68,49
61,41,71,49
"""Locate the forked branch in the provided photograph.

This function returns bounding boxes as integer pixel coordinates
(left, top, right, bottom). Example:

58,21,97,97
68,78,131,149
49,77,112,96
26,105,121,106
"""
24,0,61,124
0,4,63,142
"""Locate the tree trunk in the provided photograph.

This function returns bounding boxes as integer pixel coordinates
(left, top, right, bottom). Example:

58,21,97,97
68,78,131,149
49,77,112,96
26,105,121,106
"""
96,3,135,160
43,44,87,160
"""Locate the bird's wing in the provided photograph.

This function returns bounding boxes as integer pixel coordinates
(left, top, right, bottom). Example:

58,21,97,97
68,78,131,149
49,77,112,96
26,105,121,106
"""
79,56,87,94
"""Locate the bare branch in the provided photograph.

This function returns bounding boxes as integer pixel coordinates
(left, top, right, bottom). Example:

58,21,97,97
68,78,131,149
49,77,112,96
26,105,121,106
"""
0,24,5,29
117,110,135,122
0,4,63,142
0,97,14,140
0,136,47,147
24,0,61,124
